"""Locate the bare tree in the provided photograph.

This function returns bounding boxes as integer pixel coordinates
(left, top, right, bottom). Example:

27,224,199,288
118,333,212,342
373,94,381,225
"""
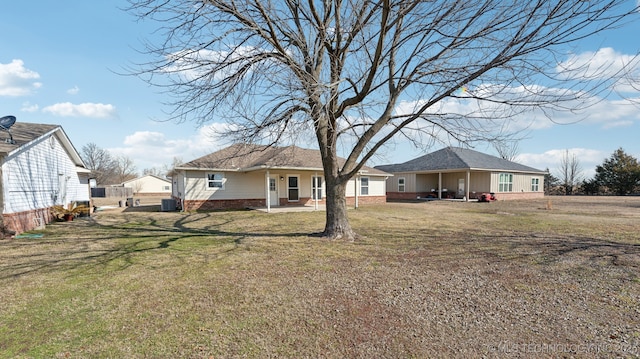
493,140,520,162
143,167,167,178
81,143,117,186
164,157,183,179
557,149,583,195
113,155,138,184
127,1,639,239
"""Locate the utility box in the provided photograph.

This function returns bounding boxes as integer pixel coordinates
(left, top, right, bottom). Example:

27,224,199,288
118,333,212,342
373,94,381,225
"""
161,199,177,212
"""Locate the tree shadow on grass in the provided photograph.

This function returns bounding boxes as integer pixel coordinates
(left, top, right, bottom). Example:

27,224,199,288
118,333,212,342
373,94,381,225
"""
358,224,640,277
0,211,313,280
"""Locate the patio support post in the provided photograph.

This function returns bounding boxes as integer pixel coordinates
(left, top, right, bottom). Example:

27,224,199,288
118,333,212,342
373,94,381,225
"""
266,170,271,213
438,172,442,200
181,169,187,212
314,172,318,210
354,174,359,209
466,170,471,201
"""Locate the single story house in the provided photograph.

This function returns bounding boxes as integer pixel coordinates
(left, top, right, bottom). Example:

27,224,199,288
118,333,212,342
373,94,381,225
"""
375,146,546,201
172,144,390,211
0,122,91,234
122,174,171,195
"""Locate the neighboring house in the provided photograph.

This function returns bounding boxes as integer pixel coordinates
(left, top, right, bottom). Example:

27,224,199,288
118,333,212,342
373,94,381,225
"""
172,144,390,211
375,146,546,201
0,122,91,234
122,175,171,195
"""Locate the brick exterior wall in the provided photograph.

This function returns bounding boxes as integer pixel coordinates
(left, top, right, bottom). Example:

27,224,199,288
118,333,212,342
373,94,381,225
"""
386,192,434,201
388,191,544,201
183,198,267,211
183,195,387,211
346,196,387,206
490,192,545,201
3,208,53,235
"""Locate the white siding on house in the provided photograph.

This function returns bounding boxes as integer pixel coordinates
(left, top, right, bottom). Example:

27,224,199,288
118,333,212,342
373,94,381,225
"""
386,173,417,192
345,176,386,196
180,170,387,201
184,171,267,200
2,133,89,214
490,172,545,193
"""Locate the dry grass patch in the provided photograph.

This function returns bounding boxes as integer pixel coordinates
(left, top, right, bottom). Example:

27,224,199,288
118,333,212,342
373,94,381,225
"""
1,196,639,358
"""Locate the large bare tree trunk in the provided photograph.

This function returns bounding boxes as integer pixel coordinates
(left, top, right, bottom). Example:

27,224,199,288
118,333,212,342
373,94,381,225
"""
322,178,356,241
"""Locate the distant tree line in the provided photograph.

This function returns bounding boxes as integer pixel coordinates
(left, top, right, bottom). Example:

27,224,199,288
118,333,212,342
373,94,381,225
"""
80,143,182,186
546,148,640,196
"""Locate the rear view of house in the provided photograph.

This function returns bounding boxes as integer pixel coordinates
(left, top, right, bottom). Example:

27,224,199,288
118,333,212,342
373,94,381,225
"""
0,122,90,234
172,144,390,211
376,147,546,201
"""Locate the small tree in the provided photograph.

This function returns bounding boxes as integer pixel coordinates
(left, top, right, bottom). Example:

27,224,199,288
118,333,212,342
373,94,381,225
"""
580,178,600,195
595,148,640,195
493,140,520,162
544,168,560,195
556,150,583,195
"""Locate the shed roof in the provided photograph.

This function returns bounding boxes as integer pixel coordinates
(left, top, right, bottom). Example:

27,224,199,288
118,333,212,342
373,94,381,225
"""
177,143,389,176
375,146,545,174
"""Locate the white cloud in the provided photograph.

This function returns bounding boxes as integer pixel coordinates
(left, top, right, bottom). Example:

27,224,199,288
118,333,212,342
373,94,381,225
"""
67,86,80,95
0,59,42,96
109,123,229,171
20,102,39,113
517,148,605,177
557,47,640,92
394,81,640,140
41,102,117,118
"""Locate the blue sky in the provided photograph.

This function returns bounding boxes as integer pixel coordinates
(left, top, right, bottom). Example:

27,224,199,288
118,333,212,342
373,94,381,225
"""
2,1,640,179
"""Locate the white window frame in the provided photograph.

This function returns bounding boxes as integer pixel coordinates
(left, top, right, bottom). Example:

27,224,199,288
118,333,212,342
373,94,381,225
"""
287,175,300,202
360,177,369,195
398,177,406,192
206,173,225,190
531,177,540,192
498,173,513,192
312,176,323,200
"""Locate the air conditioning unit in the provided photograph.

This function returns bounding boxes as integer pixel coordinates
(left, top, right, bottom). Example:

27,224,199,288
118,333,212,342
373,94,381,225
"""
161,199,177,212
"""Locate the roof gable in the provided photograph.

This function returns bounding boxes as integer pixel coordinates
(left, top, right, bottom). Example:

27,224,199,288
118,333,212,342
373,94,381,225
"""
122,174,171,185
0,122,86,168
375,147,544,173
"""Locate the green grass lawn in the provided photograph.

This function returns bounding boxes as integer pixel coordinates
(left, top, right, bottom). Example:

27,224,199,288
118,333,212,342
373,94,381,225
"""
1,197,639,358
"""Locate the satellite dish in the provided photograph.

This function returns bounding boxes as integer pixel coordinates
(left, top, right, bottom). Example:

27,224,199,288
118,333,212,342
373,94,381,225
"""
0,115,16,144
0,115,16,130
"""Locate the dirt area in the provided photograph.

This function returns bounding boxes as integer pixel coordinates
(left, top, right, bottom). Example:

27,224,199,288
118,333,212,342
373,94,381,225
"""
91,195,170,212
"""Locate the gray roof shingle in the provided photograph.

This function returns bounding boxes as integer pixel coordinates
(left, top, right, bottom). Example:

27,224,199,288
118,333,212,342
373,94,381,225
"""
0,122,59,154
178,143,390,175
375,147,545,174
